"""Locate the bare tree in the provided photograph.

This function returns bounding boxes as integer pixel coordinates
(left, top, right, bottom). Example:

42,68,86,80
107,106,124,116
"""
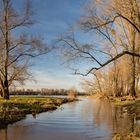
0,0,51,99
59,0,140,97
67,86,77,99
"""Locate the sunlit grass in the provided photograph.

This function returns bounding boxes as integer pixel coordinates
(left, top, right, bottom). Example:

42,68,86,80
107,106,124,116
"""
110,96,140,106
0,97,75,127
112,133,140,140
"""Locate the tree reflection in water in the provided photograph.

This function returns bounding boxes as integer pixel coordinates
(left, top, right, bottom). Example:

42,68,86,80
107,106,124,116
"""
0,129,7,140
0,98,140,140
91,98,140,139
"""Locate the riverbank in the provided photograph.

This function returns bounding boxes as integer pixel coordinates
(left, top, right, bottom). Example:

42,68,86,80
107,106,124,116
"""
109,96,140,105
93,95,140,120
90,93,140,107
0,97,76,128
111,96,140,119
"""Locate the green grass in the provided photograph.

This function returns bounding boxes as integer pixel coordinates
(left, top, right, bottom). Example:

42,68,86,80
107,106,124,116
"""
0,96,75,128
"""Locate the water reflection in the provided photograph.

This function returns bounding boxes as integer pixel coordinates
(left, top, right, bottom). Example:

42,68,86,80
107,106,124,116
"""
112,105,140,138
91,98,140,139
0,98,140,140
0,129,7,140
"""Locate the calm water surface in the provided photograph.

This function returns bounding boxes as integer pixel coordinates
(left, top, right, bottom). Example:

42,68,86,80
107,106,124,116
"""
0,97,140,140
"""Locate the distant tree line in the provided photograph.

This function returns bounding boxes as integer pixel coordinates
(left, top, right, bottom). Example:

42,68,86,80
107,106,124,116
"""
9,88,87,96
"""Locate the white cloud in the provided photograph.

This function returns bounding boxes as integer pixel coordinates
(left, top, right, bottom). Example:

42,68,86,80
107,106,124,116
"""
20,70,82,91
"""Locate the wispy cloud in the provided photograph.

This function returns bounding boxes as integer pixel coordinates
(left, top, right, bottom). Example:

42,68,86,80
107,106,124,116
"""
14,0,87,92
21,70,82,91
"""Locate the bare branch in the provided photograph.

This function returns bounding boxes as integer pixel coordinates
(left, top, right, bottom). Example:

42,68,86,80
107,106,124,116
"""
117,13,140,34
75,51,140,76
60,37,103,66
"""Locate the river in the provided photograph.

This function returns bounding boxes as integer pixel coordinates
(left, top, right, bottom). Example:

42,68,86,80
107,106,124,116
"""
0,97,140,140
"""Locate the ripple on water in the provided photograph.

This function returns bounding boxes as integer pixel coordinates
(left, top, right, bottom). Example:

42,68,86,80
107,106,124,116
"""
0,98,114,140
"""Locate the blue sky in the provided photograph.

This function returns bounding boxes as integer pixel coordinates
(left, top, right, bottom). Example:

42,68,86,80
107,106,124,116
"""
13,0,89,91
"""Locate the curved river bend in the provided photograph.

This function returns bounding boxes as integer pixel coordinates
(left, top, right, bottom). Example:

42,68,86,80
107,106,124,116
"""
0,97,139,140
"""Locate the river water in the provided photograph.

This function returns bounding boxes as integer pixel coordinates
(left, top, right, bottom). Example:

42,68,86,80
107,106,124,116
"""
0,97,140,140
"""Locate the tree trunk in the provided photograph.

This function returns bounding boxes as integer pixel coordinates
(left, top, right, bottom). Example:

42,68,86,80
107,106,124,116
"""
130,28,136,97
3,0,10,100
3,88,9,99
94,74,102,93
130,55,136,97
3,80,9,99
113,61,118,97
0,89,3,97
1,80,9,99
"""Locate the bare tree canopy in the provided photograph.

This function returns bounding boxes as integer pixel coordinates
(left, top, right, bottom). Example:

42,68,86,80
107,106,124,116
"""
0,0,51,99
59,0,140,97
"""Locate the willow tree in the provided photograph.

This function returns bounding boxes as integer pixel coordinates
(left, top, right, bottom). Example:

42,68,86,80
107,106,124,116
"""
0,0,50,99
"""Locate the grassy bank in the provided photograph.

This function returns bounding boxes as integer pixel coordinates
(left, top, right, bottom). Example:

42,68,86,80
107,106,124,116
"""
110,96,140,119
110,96,140,106
0,97,76,128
